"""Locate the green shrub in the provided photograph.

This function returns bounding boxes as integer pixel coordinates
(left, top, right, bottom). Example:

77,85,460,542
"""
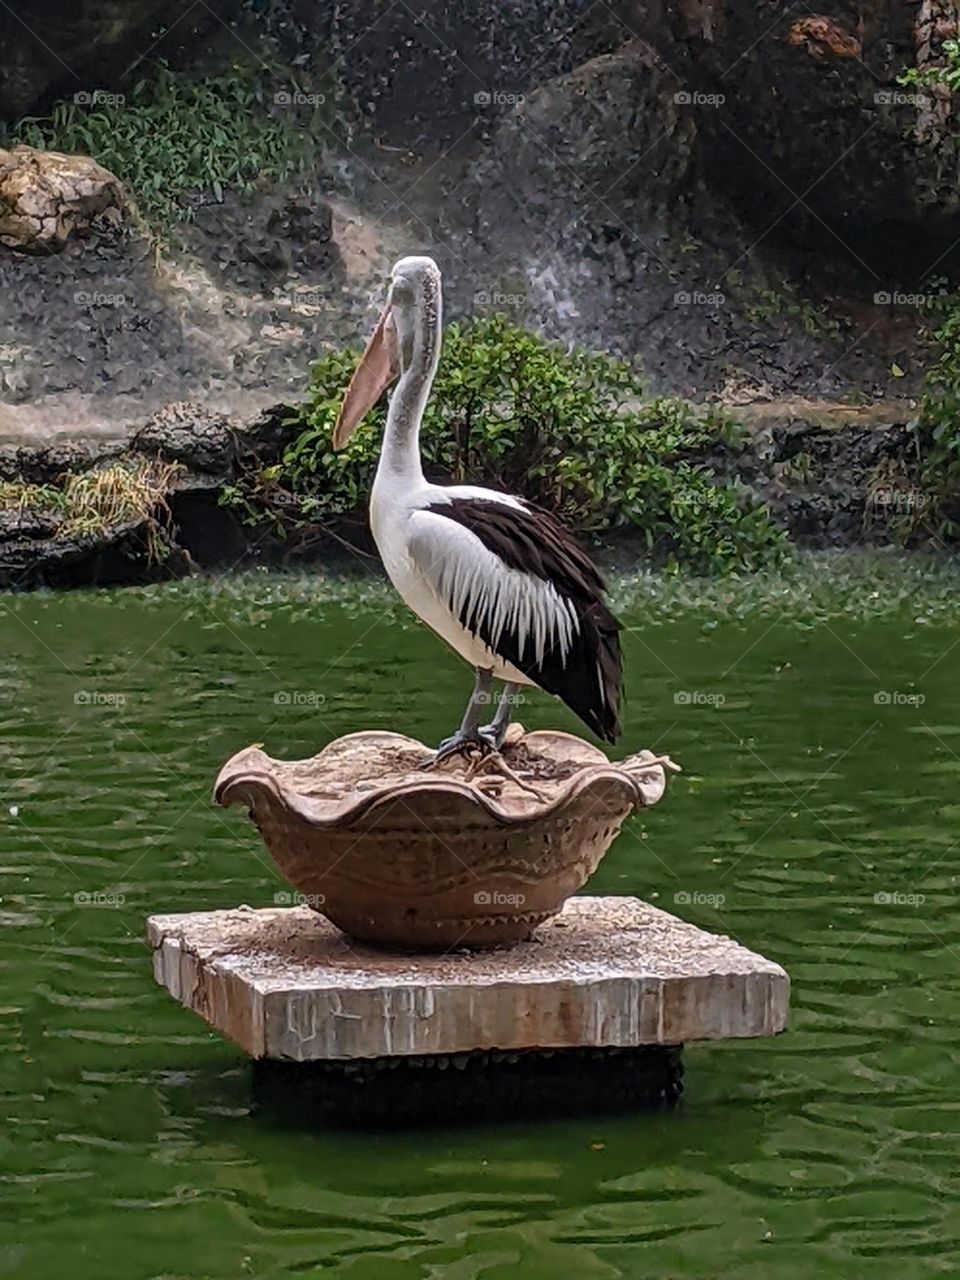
900,39,960,92
9,64,309,233
228,316,785,573
916,292,960,538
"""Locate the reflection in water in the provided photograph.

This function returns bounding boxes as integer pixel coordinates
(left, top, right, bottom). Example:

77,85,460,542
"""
2,566,958,1278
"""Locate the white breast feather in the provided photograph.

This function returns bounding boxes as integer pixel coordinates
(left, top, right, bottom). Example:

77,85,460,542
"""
408,509,580,666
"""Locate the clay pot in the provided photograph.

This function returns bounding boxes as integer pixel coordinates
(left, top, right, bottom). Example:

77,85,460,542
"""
215,729,676,949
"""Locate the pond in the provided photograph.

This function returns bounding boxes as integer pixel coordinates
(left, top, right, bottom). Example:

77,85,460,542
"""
2,554,959,1279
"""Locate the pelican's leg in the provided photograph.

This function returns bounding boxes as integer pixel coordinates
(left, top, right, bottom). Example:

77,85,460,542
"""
434,667,494,758
477,682,521,749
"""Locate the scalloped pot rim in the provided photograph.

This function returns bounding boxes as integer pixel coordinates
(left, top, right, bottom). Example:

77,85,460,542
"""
213,731,671,829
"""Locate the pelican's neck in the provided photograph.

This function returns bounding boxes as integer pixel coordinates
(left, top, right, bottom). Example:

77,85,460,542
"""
377,304,440,483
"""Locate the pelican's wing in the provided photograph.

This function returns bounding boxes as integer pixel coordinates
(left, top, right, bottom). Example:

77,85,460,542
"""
407,495,622,742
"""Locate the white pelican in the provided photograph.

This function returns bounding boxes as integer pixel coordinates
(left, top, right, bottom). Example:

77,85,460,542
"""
333,255,622,756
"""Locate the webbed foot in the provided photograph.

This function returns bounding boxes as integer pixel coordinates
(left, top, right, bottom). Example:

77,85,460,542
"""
427,727,499,768
475,720,508,750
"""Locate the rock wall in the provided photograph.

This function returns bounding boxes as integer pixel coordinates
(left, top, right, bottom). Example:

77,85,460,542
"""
266,0,960,275
312,0,626,148
0,0,951,540
0,1,236,119
652,0,959,268
0,397,931,590
2,1,954,267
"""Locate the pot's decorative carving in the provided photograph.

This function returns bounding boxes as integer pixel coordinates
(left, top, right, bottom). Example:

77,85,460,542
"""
215,728,678,949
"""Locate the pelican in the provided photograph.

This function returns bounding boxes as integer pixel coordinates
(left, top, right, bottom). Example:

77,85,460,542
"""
333,255,622,756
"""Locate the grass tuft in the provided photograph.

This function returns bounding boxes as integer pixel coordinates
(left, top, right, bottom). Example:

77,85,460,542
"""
60,457,179,533
0,482,66,513
1,458,181,562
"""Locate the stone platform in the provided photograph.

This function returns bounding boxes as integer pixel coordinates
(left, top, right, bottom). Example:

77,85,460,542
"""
148,896,789,1061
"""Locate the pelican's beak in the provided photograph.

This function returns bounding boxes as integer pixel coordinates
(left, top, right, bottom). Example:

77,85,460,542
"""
332,303,400,449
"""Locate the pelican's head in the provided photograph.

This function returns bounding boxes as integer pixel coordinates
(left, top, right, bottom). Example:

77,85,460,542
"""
332,255,442,449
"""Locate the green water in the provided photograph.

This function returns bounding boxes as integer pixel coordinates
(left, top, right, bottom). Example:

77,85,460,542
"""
3,556,960,1279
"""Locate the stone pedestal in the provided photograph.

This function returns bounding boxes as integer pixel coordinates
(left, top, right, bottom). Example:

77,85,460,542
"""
149,895,788,1122
149,895,788,1058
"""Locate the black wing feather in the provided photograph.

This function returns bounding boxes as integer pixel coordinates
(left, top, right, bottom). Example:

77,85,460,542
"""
424,497,623,742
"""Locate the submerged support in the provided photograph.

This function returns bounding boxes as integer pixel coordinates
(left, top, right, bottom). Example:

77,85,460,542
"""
252,1045,684,1129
